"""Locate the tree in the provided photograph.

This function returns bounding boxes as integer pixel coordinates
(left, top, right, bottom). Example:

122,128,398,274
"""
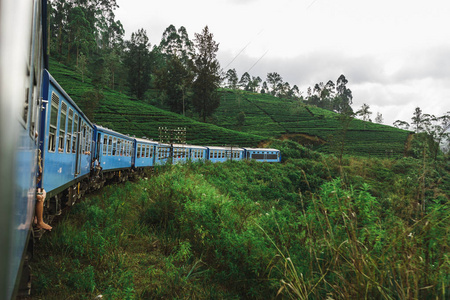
334,74,353,114
225,69,239,89
67,6,95,66
192,26,221,122
156,56,192,114
356,103,372,122
422,112,450,161
248,76,262,92
375,112,383,124
159,25,195,65
239,72,251,90
393,120,410,130
266,72,283,96
411,107,431,133
261,81,268,94
124,29,152,100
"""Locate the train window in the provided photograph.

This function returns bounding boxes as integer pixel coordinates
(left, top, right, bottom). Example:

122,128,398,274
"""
73,114,78,153
112,137,117,155
66,109,73,153
103,135,108,156
48,92,59,152
81,124,86,154
117,139,121,156
137,144,141,158
88,128,92,153
149,146,153,158
58,102,67,152
108,136,112,155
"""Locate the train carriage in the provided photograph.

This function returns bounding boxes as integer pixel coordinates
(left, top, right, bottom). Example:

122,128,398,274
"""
0,0,47,298
96,125,133,171
40,70,94,199
186,144,208,162
243,148,281,162
171,144,189,164
134,138,158,168
207,146,244,163
155,143,170,165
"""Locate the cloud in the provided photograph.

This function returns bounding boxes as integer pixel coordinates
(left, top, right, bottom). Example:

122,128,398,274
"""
218,48,450,126
392,46,450,82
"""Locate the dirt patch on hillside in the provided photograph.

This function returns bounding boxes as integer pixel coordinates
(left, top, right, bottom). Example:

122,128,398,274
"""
258,133,326,148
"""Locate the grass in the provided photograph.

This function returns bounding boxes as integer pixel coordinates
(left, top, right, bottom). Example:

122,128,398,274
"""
31,140,450,299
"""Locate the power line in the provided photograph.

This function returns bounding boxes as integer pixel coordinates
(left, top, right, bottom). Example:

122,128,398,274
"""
225,0,320,72
224,29,264,70
247,49,269,73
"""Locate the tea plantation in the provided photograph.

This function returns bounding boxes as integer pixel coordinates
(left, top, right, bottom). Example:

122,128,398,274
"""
49,58,410,157
216,90,411,157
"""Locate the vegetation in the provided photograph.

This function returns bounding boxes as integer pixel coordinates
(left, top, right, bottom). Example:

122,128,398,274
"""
32,141,450,299
39,3,450,299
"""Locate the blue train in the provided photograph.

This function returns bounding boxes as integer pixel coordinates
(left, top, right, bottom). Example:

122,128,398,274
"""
0,1,280,299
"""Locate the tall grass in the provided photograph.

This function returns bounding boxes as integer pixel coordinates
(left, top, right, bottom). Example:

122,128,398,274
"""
32,142,449,298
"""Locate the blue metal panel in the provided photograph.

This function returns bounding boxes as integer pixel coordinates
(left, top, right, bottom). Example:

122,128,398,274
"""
155,143,170,165
134,138,158,167
96,126,133,171
186,145,208,162
243,148,281,163
41,72,94,195
207,147,244,163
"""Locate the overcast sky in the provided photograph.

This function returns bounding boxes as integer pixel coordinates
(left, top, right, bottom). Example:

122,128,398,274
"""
115,0,450,126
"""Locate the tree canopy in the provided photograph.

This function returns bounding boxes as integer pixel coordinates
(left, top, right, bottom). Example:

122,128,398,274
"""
191,26,221,122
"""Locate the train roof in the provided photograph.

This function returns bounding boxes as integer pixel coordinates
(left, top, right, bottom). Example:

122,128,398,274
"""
134,137,158,144
206,146,244,151
95,124,134,140
243,148,280,152
43,70,94,128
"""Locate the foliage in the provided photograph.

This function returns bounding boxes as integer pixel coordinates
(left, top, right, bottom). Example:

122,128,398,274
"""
192,26,221,122
124,29,152,100
32,139,450,298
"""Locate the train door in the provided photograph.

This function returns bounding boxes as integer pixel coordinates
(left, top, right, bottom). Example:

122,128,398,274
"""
75,116,82,176
96,132,101,161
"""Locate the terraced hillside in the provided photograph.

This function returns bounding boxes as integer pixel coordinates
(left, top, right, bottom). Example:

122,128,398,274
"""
48,59,265,147
49,59,410,157
216,90,411,157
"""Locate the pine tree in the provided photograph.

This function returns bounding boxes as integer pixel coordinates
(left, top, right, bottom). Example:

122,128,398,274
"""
192,26,221,122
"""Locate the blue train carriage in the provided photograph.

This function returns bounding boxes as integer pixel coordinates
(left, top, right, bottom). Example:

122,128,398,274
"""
40,70,94,212
186,144,208,162
207,146,244,163
155,143,171,165
172,144,190,164
243,148,281,162
134,137,158,168
0,0,48,298
95,125,133,182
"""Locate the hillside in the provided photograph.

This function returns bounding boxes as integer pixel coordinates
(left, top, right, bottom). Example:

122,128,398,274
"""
49,59,265,147
49,59,410,157
215,90,411,157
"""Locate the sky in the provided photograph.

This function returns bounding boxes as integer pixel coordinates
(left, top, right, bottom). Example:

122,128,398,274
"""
115,0,450,126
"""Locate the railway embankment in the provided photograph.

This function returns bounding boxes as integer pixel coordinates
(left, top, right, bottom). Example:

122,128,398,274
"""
32,141,450,299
